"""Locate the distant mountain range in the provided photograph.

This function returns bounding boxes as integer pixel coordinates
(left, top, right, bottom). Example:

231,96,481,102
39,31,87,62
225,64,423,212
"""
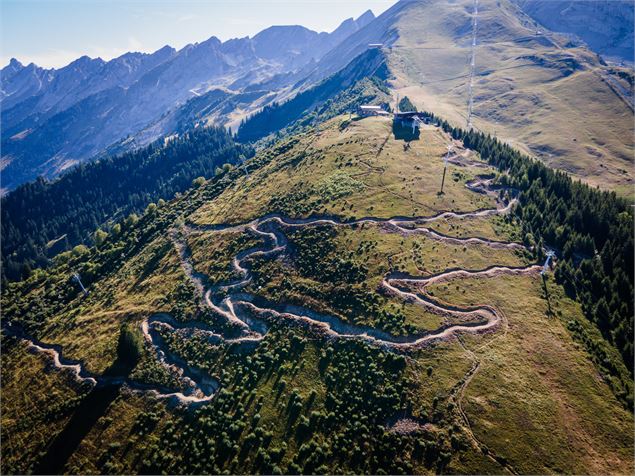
0,10,376,191
1,0,633,194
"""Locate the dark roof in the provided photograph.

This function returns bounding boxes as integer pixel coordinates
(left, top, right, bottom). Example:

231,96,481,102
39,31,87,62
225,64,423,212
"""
394,111,426,119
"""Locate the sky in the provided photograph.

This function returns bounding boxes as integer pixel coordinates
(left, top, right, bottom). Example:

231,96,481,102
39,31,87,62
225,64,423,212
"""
1,0,396,68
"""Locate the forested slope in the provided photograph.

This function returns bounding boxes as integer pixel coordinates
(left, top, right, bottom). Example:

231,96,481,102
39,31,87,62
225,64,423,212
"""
1,127,253,282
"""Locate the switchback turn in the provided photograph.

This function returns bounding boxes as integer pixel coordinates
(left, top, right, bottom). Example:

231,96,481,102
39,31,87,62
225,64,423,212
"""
4,177,546,406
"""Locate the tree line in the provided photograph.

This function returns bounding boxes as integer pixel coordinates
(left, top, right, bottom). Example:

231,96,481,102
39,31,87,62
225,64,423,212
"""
1,127,254,283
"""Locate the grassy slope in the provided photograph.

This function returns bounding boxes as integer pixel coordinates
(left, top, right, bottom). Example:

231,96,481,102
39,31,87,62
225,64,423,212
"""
0,341,86,474
243,222,528,334
388,0,634,195
186,230,264,286
41,235,194,374
1,115,632,474
188,116,529,335
191,119,494,225
427,274,633,474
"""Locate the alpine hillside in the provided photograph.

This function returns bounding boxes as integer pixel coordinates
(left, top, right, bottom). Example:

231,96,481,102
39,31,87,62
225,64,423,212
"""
3,110,632,475
1,2,633,475
3,0,634,195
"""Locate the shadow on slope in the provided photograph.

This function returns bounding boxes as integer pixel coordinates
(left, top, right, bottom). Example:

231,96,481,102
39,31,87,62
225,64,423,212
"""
33,324,142,474
392,118,421,142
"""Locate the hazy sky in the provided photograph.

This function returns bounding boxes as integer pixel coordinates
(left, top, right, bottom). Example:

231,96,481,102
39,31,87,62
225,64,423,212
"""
1,0,396,68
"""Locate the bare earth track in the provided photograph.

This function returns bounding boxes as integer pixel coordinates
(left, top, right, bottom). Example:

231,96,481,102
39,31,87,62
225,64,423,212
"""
3,178,544,408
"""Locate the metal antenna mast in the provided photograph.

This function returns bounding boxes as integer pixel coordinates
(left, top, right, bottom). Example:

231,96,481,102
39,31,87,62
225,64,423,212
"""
541,250,555,276
72,272,89,296
466,0,479,129
440,144,452,194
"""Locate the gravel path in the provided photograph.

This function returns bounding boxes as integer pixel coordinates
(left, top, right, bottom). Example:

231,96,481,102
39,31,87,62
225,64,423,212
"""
6,177,546,406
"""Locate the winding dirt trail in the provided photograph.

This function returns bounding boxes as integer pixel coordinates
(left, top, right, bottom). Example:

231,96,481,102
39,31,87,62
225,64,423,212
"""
5,177,545,408
3,319,219,406
170,176,538,354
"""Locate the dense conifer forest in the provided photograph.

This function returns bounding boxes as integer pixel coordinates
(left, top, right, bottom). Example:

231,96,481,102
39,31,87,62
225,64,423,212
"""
1,127,253,283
